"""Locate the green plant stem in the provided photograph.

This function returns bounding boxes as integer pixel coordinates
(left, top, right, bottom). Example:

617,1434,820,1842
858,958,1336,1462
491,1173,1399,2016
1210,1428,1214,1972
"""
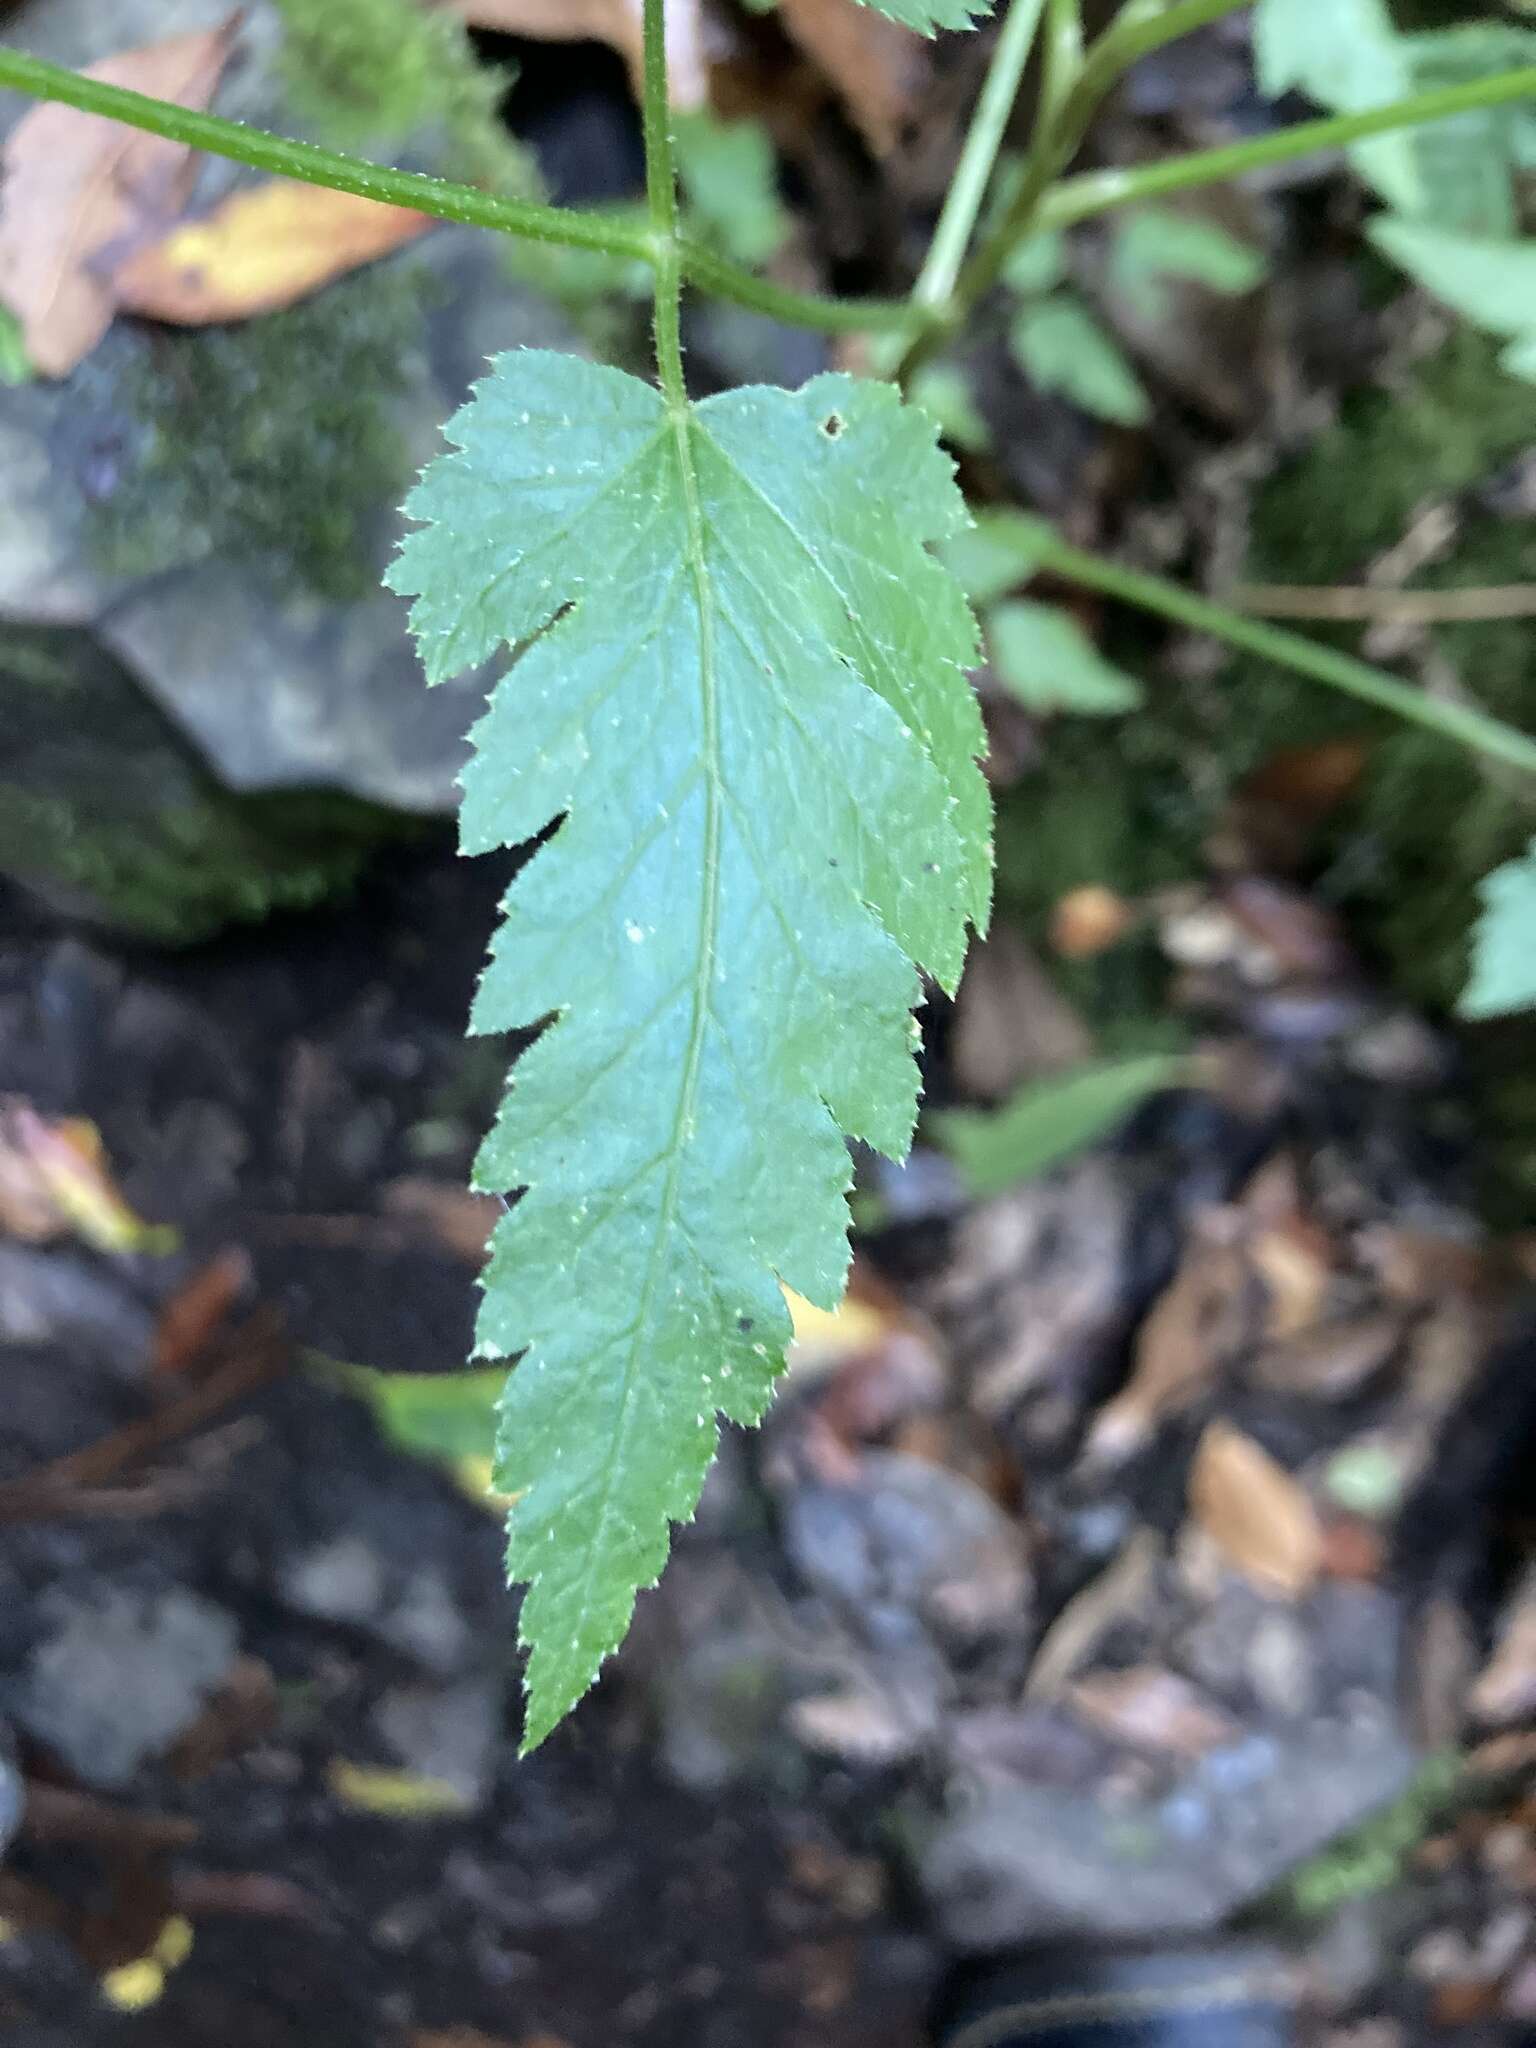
895,0,1244,376
0,45,911,336
1038,0,1085,130
1029,527,1536,776
952,0,1246,309
1040,64,1536,228
677,243,911,332
641,0,687,407
911,0,1050,317
0,47,645,258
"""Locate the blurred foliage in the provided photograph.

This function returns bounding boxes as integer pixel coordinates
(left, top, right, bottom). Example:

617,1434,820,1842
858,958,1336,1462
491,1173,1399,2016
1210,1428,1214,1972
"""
1460,836,1536,1016
933,1052,1188,1196
1238,323,1536,1013
1277,1751,1463,1916
0,627,411,943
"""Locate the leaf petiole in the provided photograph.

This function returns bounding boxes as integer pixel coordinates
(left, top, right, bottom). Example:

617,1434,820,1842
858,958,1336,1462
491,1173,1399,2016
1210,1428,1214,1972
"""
0,44,911,338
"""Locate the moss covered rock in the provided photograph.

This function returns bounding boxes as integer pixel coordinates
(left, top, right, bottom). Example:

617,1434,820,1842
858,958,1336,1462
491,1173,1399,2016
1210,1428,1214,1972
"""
0,628,414,945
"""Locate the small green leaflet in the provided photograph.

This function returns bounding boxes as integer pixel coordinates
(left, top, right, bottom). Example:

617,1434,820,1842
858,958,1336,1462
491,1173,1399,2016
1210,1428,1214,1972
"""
389,353,989,1745
986,600,1143,716
1368,219,1536,384
339,1362,502,1463
673,111,788,269
1109,209,1267,324
745,0,991,31
1459,837,1536,1019
1010,294,1150,427
941,509,1054,607
934,1052,1187,1199
908,364,993,454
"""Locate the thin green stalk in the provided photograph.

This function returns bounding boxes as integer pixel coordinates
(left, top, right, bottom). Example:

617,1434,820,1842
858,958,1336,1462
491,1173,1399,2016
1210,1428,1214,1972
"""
1029,527,1536,776
951,0,1246,314
0,44,904,337
677,240,911,334
1037,0,1085,131
1039,64,1536,229
640,0,686,406
897,0,1243,375
911,0,1050,317
0,46,646,258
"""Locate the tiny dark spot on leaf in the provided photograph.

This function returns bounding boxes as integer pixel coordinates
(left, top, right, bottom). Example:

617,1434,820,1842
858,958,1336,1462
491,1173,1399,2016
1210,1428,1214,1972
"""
821,413,845,438
923,862,939,873
737,1316,754,1332
829,858,839,867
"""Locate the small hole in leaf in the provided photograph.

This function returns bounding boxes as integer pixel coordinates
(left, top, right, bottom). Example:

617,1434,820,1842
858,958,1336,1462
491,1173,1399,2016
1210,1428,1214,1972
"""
821,413,844,438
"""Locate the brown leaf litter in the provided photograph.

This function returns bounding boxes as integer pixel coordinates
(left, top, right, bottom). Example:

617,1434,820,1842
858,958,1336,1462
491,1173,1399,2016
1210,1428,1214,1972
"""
0,19,238,375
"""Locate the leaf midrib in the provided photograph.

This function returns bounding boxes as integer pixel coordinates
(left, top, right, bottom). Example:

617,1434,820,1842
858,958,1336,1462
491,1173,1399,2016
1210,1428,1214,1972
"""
525,406,723,1738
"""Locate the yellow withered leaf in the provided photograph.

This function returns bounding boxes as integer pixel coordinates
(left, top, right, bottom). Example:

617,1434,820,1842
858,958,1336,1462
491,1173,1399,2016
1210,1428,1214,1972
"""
115,181,433,325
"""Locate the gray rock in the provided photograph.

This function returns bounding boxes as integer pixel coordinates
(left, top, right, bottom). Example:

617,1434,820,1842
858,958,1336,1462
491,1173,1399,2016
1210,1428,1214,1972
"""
0,1243,154,1372
0,0,580,820
276,1534,474,1676
0,625,395,940
8,1587,239,1789
373,1673,504,1808
920,1707,1419,1949
781,1449,1032,1649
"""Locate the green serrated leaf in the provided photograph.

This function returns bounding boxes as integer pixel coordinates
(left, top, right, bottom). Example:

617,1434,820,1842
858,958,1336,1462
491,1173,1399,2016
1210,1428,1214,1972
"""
388,354,989,1745
934,1052,1186,1198
986,600,1144,716
850,0,992,35
1109,209,1267,324
1009,294,1150,427
1459,837,1536,1019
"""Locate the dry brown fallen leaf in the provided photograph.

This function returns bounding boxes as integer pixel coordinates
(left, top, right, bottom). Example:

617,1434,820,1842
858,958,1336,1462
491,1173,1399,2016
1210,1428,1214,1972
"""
951,920,1094,1100
114,181,434,324
1085,1206,1255,1464
1068,1665,1238,1760
441,0,706,108
0,19,238,375
1189,1419,1324,1599
1469,1564,1536,1728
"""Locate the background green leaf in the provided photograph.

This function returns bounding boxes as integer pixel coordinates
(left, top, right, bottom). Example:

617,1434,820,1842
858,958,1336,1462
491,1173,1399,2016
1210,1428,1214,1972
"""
1460,837,1536,1018
1009,294,1150,426
941,510,1054,606
985,599,1144,716
1109,208,1267,324
934,1052,1188,1199
673,111,789,269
